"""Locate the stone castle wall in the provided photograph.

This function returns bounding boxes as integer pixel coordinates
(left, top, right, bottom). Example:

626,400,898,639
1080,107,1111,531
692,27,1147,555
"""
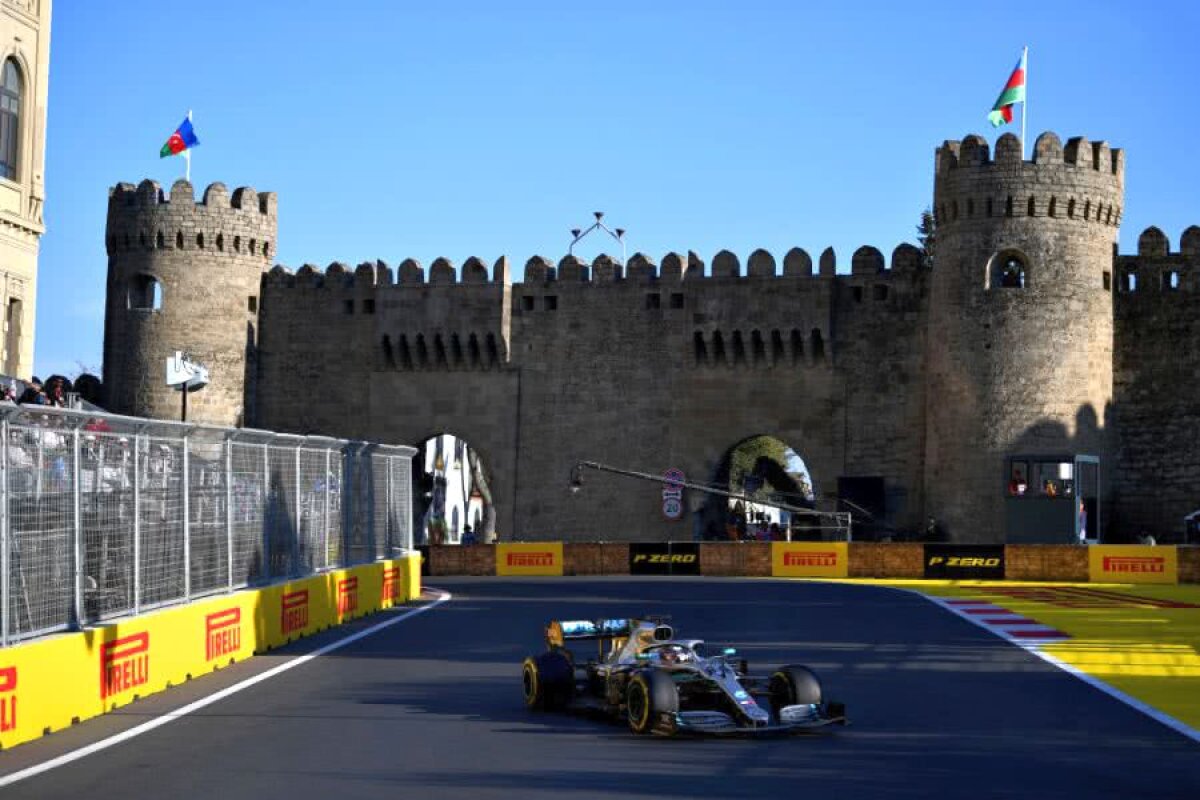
102,130,1200,542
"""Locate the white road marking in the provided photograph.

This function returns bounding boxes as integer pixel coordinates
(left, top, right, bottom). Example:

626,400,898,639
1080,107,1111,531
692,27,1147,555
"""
905,588,1200,746
0,589,453,789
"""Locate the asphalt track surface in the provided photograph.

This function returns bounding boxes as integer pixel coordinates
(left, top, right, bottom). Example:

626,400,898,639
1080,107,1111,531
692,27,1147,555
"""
3,577,1199,799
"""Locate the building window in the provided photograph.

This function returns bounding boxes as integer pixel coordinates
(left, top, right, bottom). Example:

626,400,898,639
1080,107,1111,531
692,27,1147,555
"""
874,284,889,302
247,295,257,313
670,292,685,309
129,275,163,311
990,250,1028,289
344,299,354,314
363,298,376,314
1102,271,1111,292
0,60,21,181
521,295,534,311
544,295,557,311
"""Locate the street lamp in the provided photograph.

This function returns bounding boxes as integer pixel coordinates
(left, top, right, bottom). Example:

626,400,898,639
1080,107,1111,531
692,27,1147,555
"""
568,211,627,266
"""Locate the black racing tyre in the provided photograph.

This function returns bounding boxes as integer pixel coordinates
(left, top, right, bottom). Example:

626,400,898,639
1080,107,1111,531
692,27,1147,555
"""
768,664,823,715
522,650,574,711
625,669,679,735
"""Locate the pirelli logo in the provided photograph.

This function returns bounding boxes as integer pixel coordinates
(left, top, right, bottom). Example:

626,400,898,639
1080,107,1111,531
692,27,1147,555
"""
0,666,16,732
101,632,150,700
507,551,555,567
337,577,359,615
783,551,838,567
1102,556,1164,574
205,608,242,662
281,590,309,635
381,567,401,603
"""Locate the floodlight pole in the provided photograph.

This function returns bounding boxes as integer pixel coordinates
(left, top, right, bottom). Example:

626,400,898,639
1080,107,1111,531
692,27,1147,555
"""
568,211,627,266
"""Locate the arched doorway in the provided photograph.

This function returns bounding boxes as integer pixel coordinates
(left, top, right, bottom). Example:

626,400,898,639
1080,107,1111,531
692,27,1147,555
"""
699,435,816,541
414,434,494,545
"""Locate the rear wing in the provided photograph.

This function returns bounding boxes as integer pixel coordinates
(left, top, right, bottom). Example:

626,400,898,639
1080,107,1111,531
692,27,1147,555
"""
546,618,634,647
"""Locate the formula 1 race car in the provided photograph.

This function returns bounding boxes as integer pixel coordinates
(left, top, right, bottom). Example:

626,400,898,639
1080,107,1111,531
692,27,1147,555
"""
521,616,847,736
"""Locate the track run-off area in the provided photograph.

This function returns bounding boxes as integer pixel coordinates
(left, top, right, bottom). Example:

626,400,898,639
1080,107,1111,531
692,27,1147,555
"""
1,577,1198,799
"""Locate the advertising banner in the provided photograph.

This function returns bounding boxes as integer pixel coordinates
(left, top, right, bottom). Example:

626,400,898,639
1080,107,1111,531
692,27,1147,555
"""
496,542,564,576
924,544,1006,579
629,542,701,575
1088,545,1177,584
771,542,849,578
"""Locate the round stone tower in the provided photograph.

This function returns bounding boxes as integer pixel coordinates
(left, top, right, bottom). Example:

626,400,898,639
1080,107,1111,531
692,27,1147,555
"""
102,179,277,426
925,131,1123,542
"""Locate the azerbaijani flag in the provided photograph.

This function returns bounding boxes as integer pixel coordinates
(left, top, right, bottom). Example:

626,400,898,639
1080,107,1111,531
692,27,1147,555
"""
160,115,199,158
988,50,1026,128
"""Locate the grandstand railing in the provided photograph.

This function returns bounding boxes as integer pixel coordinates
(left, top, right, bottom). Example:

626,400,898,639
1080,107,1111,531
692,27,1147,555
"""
0,404,414,646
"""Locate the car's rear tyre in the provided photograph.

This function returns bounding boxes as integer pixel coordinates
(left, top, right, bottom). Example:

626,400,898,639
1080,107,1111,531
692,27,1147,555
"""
626,669,678,735
522,650,574,711
768,664,823,716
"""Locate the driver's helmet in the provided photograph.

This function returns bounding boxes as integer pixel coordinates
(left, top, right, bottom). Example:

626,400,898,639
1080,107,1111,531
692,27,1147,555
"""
657,644,690,665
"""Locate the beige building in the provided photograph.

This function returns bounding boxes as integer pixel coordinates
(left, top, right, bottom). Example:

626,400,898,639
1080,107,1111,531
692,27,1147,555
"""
0,0,48,378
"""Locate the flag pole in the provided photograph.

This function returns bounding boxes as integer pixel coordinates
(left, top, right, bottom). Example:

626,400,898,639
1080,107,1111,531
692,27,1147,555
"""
184,110,193,183
1017,47,1027,160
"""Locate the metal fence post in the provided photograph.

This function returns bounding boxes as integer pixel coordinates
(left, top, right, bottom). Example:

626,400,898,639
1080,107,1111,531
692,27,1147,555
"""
182,433,190,601
226,436,234,592
133,432,141,615
385,455,393,560
1,419,9,647
72,426,83,629
294,445,302,575
323,447,331,571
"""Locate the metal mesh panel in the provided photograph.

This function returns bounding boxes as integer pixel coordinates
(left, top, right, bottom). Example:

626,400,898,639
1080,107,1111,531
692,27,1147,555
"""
389,456,412,552
371,453,390,561
0,405,414,647
188,440,227,596
265,445,298,578
343,450,372,565
326,455,344,567
297,450,326,573
79,431,135,620
230,443,267,587
138,437,185,608
6,424,75,639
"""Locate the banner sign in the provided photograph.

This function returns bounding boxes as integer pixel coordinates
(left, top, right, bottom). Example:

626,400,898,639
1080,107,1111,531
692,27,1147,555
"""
629,542,700,575
772,542,849,578
923,544,1005,579
496,542,564,576
662,469,685,521
1088,545,1177,584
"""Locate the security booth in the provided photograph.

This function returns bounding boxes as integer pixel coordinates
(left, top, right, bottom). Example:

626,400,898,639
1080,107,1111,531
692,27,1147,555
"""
1004,454,1099,544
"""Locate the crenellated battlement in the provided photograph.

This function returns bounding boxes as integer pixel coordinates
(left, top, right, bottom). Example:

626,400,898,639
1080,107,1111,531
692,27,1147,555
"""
934,132,1124,231
106,179,277,259
1112,226,1200,294
260,244,927,291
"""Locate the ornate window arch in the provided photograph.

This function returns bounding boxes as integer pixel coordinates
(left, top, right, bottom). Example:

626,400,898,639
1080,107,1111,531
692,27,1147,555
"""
0,59,23,180
988,249,1029,290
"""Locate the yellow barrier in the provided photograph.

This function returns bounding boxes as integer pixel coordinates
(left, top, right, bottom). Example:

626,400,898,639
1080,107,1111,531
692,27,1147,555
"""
772,542,849,578
495,542,564,576
0,554,420,750
1088,545,1178,584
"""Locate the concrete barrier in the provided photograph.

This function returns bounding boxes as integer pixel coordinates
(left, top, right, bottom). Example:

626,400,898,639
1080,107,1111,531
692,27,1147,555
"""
0,555,421,751
1005,545,1090,582
1180,547,1200,584
699,543,771,576
848,542,924,578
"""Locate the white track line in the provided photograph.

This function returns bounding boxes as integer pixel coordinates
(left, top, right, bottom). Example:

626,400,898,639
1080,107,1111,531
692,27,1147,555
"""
0,589,453,789
897,587,1200,746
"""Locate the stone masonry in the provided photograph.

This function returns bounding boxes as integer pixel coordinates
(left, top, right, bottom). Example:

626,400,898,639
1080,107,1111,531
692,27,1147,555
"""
100,130,1200,543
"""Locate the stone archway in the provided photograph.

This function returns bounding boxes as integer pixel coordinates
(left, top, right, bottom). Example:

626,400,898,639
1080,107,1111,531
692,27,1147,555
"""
413,433,495,545
697,435,816,541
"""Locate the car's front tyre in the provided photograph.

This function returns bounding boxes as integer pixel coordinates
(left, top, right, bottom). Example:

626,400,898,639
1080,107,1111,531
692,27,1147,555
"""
626,669,678,735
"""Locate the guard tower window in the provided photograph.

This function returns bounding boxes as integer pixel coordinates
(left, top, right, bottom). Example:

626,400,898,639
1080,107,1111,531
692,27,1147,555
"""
129,275,163,311
1163,271,1180,291
544,295,557,311
670,292,685,309
247,295,257,313
521,295,534,312
1122,269,1138,293
0,60,22,181
1103,271,1111,292
991,251,1028,289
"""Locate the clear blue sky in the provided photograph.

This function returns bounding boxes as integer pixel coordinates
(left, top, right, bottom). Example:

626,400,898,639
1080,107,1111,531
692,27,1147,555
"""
36,0,1200,379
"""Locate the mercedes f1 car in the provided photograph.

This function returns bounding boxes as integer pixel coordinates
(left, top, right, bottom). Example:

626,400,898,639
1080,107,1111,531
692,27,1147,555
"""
521,616,847,736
